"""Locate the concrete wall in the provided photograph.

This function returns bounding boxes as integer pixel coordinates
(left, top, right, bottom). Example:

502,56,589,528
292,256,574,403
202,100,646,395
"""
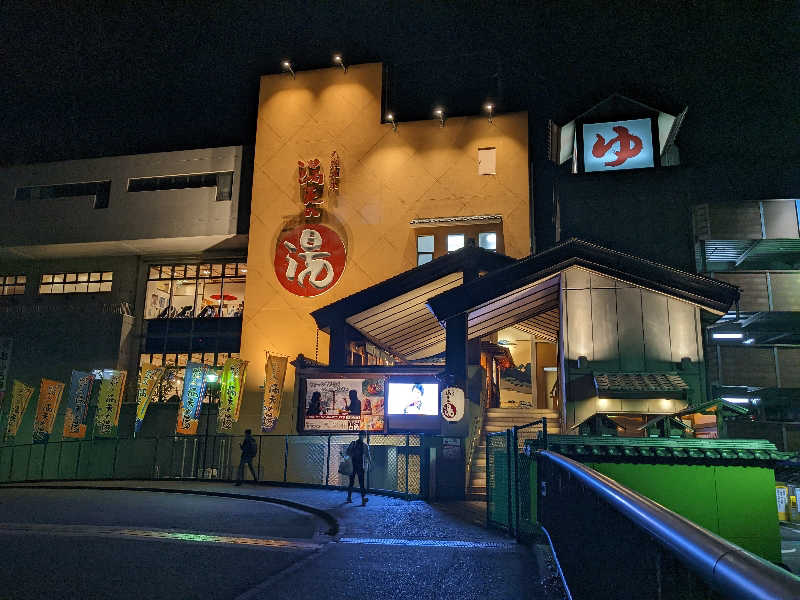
238,62,529,434
560,266,707,428
0,146,243,251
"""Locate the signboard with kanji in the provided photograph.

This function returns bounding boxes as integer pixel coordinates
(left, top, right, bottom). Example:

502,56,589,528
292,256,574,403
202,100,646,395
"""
274,224,346,297
582,118,656,173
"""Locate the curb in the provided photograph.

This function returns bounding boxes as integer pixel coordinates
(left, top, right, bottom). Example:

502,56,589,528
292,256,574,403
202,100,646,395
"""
0,483,339,536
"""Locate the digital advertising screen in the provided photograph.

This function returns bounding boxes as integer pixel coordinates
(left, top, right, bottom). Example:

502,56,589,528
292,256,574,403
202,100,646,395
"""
302,377,385,432
387,382,439,415
386,380,440,433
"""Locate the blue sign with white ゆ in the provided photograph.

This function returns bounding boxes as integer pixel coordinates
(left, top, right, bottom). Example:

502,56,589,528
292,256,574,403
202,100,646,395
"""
582,118,655,172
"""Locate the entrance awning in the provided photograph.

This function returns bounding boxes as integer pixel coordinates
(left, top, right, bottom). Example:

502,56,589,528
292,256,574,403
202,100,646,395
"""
311,246,516,360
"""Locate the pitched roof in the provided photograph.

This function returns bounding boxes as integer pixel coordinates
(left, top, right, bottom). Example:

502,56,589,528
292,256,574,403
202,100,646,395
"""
427,238,740,321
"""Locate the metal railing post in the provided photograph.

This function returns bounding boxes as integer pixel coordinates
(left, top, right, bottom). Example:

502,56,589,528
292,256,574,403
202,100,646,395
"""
283,434,288,482
506,428,512,533
542,416,548,449
75,441,82,479
405,434,410,499
513,426,520,541
257,435,263,482
56,441,63,479
111,437,120,479
325,435,331,486
485,434,490,525
40,443,47,480
152,436,160,479
25,445,32,481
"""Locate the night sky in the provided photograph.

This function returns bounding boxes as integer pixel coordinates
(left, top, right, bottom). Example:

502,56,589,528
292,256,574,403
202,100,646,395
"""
0,1,797,169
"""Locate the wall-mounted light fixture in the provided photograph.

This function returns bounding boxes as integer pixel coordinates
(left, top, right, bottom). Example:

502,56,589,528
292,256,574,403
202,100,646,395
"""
712,332,743,339
484,103,494,123
281,60,295,79
332,54,347,73
434,107,446,127
386,113,398,132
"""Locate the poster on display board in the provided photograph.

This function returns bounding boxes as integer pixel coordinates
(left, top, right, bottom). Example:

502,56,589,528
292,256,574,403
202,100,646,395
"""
62,371,95,439
32,378,66,444
302,377,385,432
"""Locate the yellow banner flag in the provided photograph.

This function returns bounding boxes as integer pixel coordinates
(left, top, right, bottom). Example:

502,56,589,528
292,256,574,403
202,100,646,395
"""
261,352,288,432
134,365,164,436
32,378,66,444
93,370,127,438
217,358,248,433
4,380,34,442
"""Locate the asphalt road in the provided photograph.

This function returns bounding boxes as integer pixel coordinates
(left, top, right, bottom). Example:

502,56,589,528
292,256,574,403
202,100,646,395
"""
0,486,556,600
781,523,800,575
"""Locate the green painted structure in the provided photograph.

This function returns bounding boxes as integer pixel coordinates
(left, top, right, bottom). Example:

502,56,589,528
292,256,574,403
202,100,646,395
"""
529,436,791,563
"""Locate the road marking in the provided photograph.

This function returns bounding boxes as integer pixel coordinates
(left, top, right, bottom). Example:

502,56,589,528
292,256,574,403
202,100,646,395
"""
0,522,321,550
337,537,516,550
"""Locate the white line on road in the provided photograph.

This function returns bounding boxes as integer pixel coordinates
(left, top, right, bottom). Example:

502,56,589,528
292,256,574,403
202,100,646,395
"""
0,522,322,551
337,537,517,549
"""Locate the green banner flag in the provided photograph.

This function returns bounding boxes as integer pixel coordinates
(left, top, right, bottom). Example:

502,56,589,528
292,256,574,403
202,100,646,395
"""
4,380,34,442
92,369,127,438
217,358,248,433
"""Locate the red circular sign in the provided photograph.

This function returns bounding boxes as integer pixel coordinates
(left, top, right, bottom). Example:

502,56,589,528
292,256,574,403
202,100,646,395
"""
274,224,346,297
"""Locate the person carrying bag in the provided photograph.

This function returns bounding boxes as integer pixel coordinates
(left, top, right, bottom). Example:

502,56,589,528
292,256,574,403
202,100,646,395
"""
343,431,371,505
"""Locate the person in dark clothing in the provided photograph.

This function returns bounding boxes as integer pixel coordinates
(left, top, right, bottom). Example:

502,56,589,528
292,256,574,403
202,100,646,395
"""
235,429,258,485
347,389,361,415
345,431,371,505
307,391,322,416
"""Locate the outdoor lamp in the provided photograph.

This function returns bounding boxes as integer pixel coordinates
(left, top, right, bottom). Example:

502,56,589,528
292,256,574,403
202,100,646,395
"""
281,60,295,79
434,107,446,127
484,103,494,123
333,54,347,73
386,113,398,132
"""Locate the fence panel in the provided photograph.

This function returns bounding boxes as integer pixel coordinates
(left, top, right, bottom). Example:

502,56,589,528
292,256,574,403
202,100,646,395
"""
286,435,326,485
487,431,510,529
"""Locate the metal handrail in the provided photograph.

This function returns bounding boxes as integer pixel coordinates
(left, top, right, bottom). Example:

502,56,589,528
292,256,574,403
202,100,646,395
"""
538,450,800,600
464,388,488,493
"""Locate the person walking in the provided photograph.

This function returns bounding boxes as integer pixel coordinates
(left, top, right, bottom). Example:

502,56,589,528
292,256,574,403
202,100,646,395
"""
235,429,258,486
345,431,371,505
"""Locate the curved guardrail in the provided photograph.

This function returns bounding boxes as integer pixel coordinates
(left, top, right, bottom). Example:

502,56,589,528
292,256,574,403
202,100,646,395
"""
538,450,800,600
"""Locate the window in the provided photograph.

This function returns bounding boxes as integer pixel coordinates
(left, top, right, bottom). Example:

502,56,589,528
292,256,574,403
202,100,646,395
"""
39,271,112,294
15,181,111,209
136,352,240,404
417,235,434,266
479,232,497,251
145,261,247,319
127,171,234,202
0,275,26,295
447,234,465,252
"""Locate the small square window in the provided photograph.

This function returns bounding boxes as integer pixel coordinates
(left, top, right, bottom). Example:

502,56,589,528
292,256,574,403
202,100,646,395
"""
417,235,434,253
39,284,51,294
90,272,101,282
53,274,64,283
17,276,25,285
64,283,77,293
52,284,64,294
77,272,89,282
418,253,433,266
447,234,465,252
13,285,24,295
65,273,77,282
173,265,185,278
75,283,88,293
4,276,14,285
102,272,113,281
211,264,223,277
237,263,248,275
479,232,497,251
224,264,236,276
199,264,211,277
186,265,198,278
42,274,53,284
160,266,172,279
149,266,160,280
100,281,112,292
88,282,101,293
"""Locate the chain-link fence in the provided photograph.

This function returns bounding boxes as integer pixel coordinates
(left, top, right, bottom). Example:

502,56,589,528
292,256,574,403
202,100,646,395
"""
0,432,424,498
486,418,548,540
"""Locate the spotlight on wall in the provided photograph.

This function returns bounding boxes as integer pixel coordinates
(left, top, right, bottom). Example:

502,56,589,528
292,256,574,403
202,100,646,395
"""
332,54,347,73
484,103,494,123
281,60,295,79
434,107,446,127
206,372,220,383
386,113,398,132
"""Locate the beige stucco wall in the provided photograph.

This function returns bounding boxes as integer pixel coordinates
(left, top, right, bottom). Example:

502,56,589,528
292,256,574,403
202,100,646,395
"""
238,62,529,434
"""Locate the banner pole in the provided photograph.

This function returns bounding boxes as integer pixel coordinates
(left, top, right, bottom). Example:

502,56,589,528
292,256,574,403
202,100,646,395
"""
325,435,331,486
75,441,82,479
111,437,119,479
40,443,46,480
152,436,160,479
283,434,288,482
56,440,63,479
24,445,32,482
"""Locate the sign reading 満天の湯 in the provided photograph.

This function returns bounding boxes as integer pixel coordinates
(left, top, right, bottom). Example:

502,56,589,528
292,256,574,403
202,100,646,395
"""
303,378,385,432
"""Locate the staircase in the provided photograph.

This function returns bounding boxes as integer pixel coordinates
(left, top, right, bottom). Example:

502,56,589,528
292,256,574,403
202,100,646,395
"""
467,407,561,500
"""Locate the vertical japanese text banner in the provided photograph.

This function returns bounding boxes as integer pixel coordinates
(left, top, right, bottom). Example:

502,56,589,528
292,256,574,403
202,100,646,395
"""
32,378,66,444
261,353,288,432
217,358,248,433
92,370,127,438
4,380,34,442
176,363,208,435
0,337,12,393
134,365,165,436
62,371,95,439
